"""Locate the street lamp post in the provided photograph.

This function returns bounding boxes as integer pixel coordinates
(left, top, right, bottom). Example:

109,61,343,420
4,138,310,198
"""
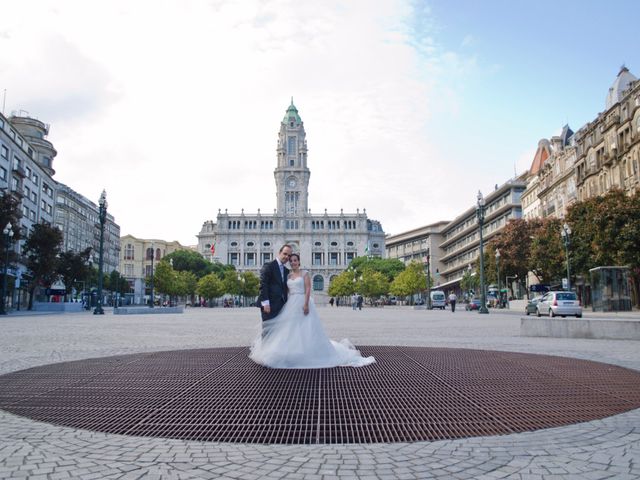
1,222,14,315
561,223,572,291
149,242,155,308
94,190,107,314
423,253,432,309
476,191,489,314
169,258,174,307
237,273,246,307
505,274,519,309
495,248,501,308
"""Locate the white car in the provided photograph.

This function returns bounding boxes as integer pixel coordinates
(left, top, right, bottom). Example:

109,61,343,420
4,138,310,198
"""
536,291,582,318
429,291,447,309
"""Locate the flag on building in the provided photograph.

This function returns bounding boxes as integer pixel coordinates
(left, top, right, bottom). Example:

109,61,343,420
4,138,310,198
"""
364,243,369,255
210,242,216,255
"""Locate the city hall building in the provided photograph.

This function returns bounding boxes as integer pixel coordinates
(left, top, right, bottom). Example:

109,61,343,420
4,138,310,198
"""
197,101,385,302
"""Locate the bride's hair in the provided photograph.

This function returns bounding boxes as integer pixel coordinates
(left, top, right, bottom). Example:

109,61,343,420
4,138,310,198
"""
289,253,301,263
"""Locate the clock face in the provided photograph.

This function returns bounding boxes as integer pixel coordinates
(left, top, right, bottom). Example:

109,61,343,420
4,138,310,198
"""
288,178,297,188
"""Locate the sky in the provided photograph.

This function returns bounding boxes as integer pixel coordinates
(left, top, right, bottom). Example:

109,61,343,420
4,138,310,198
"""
1,0,639,246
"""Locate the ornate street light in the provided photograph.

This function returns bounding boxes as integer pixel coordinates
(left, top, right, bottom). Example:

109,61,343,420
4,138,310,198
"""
495,248,501,308
169,258,174,307
476,191,489,314
237,273,246,307
423,253,432,309
560,223,572,291
94,190,107,315
149,242,155,308
1,222,14,315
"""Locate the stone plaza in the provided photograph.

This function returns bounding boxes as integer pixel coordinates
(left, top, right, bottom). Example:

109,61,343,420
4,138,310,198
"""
2,305,640,479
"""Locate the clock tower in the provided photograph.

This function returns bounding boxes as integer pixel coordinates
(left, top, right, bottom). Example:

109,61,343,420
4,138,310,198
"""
275,99,310,217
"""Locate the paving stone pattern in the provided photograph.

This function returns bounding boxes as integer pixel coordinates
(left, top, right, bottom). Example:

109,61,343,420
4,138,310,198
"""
1,307,640,479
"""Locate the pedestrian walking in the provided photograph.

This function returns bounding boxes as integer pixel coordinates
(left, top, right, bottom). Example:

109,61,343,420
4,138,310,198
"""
448,292,457,313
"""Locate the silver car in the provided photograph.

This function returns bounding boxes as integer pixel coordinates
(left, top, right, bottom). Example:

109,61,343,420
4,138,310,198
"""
525,296,543,315
536,291,582,318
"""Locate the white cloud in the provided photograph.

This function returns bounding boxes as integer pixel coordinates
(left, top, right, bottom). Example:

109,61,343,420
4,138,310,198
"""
1,0,478,244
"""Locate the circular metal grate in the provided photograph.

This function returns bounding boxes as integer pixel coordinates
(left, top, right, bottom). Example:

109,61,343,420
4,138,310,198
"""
2,346,640,444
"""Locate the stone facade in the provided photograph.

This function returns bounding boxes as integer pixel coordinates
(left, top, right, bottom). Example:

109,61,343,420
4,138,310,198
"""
537,129,578,219
523,67,640,222
197,101,385,303
575,67,640,201
438,177,526,293
385,221,448,289
1,113,58,307
1,111,123,308
55,183,120,274
119,234,189,304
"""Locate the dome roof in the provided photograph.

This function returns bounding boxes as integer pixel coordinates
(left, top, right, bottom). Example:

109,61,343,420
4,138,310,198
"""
605,66,637,110
282,98,302,124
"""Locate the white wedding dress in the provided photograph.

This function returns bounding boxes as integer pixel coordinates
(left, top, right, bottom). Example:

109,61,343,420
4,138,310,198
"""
250,274,376,369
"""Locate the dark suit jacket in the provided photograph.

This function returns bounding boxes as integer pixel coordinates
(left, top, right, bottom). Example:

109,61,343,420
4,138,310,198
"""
258,260,289,321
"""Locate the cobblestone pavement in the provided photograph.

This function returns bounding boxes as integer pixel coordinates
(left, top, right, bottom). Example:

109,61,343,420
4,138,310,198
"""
2,306,640,479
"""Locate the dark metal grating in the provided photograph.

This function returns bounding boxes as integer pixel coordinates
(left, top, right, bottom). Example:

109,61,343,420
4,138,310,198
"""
2,346,640,444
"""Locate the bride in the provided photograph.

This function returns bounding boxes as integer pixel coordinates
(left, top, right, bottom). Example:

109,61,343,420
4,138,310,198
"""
250,253,376,369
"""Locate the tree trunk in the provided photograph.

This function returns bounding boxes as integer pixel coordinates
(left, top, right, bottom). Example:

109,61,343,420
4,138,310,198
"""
27,286,36,310
632,273,640,308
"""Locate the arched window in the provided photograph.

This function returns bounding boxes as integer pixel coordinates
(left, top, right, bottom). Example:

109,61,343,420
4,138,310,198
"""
313,275,324,291
146,248,153,260
155,248,161,260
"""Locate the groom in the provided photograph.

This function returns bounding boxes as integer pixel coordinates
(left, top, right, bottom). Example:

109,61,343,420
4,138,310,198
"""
258,244,292,322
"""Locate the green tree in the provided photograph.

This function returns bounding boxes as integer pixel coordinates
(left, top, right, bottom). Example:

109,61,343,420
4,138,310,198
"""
484,218,542,295
109,270,130,306
152,261,176,298
211,262,236,279
164,249,213,278
528,218,566,286
221,270,241,297
0,194,22,243
239,271,259,303
177,270,198,303
23,223,63,309
389,261,425,304
358,270,389,303
566,189,640,306
56,247,92,302
328,270,356,298
349,256,405,281
196,273,224,305
460,267,478,298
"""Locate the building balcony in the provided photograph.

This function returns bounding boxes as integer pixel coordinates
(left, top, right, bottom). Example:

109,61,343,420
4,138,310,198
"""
604,114,620,130
12,164,26,178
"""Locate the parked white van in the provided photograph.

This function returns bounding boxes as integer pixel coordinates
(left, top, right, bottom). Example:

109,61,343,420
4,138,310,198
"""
430,291,447,309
